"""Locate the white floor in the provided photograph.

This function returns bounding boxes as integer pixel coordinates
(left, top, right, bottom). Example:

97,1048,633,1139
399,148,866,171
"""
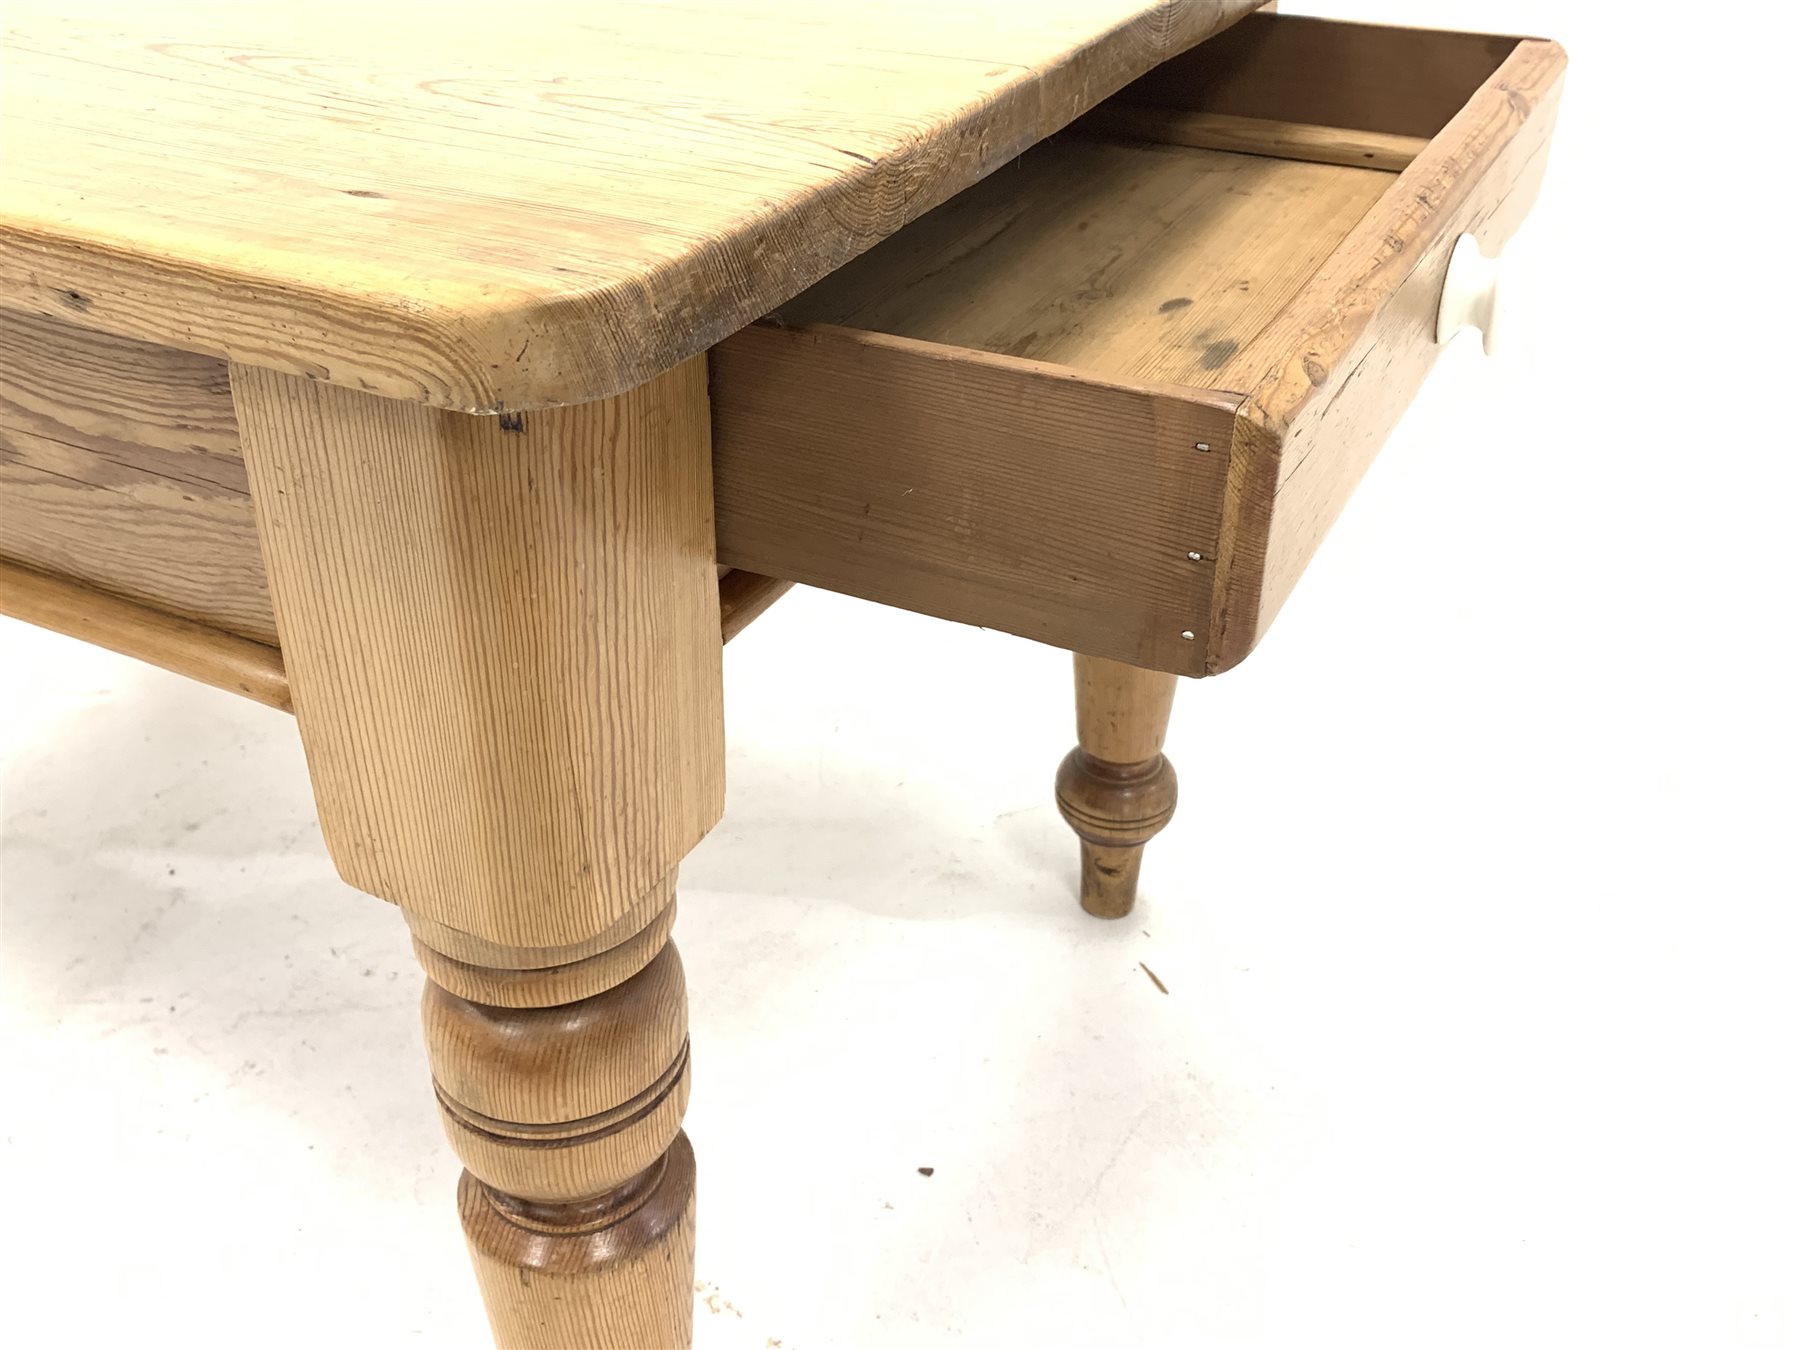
4,3,1797,1347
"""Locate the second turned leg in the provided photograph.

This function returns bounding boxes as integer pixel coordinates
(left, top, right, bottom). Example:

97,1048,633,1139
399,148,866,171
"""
1055,654,1180,919
411,879,695,1349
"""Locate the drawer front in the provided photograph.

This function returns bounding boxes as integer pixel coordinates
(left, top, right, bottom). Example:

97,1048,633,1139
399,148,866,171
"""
713,14,1566,677
1206,23,1565,671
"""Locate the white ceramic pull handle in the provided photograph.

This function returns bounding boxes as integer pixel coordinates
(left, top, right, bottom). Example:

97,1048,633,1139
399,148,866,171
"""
1436,233,1503,355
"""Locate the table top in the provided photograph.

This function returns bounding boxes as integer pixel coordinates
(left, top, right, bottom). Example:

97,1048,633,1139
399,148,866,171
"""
0,0,1260,412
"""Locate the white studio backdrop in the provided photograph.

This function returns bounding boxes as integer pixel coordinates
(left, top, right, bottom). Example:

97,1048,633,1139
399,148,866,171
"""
2,2,1795,1347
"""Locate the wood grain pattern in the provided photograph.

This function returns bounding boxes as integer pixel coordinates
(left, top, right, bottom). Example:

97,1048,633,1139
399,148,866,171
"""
0,555,778,721
414,884,697,1348
0,306,275,643
1080,106,1428,171
407,877,676,984
718,569,793,644
233,359,725,948
1207,39,1566,670
713,324,1237,676
722,122,1388,675
0,0,1265,412
1057,655,1179,918
413,899,677,1011
778,134,1394,393
460,1138,696,1350
735,19,1564,678
426,944,688,1163
1118,11,1520,138
0,557,289,710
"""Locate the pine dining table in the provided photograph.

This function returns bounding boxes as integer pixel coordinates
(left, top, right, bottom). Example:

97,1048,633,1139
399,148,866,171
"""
0,2,1563,1344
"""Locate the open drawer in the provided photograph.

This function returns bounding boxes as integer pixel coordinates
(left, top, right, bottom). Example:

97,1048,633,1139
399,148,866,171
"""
711,13,1566,677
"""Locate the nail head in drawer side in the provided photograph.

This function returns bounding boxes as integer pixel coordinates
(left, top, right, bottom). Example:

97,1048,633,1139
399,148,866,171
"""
712,16,1567,678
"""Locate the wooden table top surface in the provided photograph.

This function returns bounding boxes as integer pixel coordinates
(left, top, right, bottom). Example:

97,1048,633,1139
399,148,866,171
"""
0,0,1260,412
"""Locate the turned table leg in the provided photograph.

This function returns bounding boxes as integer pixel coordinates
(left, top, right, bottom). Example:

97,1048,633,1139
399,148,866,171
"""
411,884,694,1348
234,357,724,1348
1056,654,1179,919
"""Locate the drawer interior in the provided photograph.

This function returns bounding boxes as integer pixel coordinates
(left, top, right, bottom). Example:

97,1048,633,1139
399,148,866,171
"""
776,132,1391,394
715,13,1562,677
776,13,1522,396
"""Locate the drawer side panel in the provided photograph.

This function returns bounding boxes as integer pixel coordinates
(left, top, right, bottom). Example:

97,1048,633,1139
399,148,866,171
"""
0,307,277,644
713,324,1237,676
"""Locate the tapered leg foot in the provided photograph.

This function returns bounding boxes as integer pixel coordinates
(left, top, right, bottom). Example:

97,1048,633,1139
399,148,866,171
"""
1074,839,1147,920
1056,655,1179,919
459,1135,696,1350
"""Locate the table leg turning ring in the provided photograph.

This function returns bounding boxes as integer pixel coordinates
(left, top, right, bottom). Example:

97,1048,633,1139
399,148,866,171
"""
411,883,697,1350
1057,655,1181,919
